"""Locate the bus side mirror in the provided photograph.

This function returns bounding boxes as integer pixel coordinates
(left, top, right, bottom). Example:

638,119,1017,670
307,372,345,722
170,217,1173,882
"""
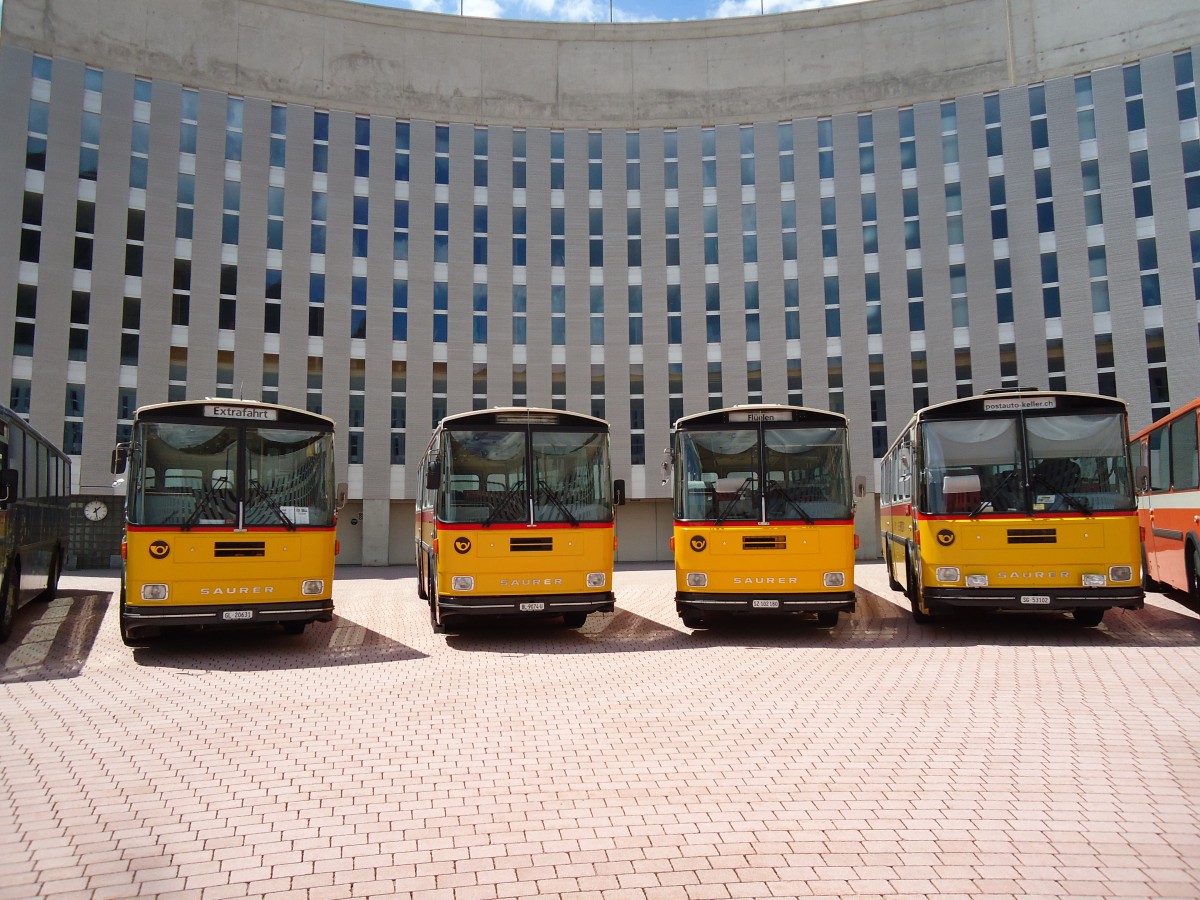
336,482,348,510
425,460,440,491
111,443,129,475
854,475,867,498
613,479,626,507
1135,464,1149,493
0,468,17,505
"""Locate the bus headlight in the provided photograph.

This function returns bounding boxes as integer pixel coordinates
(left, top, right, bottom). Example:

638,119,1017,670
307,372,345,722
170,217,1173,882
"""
586,572,606,588
302,580,325,596
1082,573,1107,588
141,584,169,600
966,574,989,588
451,576,475,591
686,573,708,588
823,572,845,588
1109,566,1133,583
936,567,960,583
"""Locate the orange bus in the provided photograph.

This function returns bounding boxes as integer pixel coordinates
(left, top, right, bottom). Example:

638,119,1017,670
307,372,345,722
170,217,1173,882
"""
1131,397,1200,601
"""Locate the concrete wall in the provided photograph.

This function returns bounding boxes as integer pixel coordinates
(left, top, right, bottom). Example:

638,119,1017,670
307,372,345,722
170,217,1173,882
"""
4,0,1197,127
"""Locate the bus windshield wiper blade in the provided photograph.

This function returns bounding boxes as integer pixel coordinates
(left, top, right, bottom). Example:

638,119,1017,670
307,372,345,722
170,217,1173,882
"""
484,480,525,526
766,481,813,523
537,479,578,526
1031,472,1091,514
970,469,1017,518
715,477,756,525
248,480,296,530
181,481,229,531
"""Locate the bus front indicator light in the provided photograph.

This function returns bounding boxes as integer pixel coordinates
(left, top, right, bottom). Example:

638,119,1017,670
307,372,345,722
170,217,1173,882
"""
1109,566,1133,583
302,580,324,596
686,573,708,588
586,572,606,588
451,576,475,591
1082,574,1107,588
141,584,168,601
823,572,845,588
936,567,960,583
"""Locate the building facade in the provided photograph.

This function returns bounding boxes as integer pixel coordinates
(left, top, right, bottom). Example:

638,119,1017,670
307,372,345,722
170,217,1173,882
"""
1,0,1198,564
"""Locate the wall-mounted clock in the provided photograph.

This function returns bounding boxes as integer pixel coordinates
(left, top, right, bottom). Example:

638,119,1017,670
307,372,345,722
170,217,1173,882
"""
83,500,109,522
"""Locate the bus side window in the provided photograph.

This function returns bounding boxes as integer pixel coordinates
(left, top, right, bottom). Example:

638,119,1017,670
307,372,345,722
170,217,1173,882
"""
1147,426,1169,492
1170,411,1200,491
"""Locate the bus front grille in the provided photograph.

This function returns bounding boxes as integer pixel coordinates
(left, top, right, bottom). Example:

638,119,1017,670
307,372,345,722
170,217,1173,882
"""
214,541,267,557
1007,528,1056,544
743,535,786,550
510,537,553,552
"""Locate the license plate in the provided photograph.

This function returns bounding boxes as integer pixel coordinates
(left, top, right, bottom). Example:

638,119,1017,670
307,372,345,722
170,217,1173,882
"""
1020,595,1052,605
519,602,545,612
752,598,780,609
222,610,253,620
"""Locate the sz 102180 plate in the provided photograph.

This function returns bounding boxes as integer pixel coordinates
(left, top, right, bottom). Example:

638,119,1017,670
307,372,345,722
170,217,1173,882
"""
752,598,780,609
1020,595,1051,605
222,610,253,620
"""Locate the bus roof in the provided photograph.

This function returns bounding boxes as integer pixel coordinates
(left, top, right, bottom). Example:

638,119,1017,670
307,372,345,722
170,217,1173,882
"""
132,399,335,429
672,404,848,431
1130,396,1200,442
434,406,610,430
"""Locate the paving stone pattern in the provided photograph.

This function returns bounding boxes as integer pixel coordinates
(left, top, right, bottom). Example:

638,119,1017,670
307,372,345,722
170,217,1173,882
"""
3,564,1200,899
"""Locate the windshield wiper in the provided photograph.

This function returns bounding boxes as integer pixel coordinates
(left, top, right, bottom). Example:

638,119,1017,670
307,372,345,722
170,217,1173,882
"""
765,480,813,523
715,477,756,525
181,480,233,531
1030,471,1091,514
484,479,526,526
248,480,296,530
970,470,1018,518
536,479,578,526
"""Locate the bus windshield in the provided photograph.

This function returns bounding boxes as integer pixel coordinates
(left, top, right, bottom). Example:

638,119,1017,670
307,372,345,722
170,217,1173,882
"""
921,412,1134,515
439,428,613,525
676,426,851,521
132,422,335,527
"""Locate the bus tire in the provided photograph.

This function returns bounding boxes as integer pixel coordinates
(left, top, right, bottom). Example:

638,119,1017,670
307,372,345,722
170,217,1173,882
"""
562,611,587,628
41,546,62,601
416,552,429,601
816,610,839,628
1189,542,1200,604
429,572,457,634
0,566,18,643
885,542,903,592
908,556,934,624
1073,608,1105,627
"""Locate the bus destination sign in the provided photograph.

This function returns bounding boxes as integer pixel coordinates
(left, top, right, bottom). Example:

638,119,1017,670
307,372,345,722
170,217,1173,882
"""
205,405,279,421
982,397,1057,412
729,411,793,422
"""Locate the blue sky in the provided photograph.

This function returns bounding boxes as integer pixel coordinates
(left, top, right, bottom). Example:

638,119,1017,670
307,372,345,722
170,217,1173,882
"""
343,0,863,24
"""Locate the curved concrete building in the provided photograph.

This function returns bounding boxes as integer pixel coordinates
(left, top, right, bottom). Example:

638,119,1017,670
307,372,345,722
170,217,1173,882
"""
1,0,1198,563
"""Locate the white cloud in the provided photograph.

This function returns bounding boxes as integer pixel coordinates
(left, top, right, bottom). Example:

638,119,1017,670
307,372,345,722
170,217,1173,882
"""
463,0,505,15
710,0,845,16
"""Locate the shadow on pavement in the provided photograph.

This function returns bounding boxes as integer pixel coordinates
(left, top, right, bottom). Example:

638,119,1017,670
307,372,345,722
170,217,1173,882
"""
0,588,112,684
129,613,428,671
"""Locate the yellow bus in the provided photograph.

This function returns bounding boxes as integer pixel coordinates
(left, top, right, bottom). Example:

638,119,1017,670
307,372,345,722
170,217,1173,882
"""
880,389,1142,626
1,404,71,643
667,404,859,629
415,407,624,633
112,400,341,645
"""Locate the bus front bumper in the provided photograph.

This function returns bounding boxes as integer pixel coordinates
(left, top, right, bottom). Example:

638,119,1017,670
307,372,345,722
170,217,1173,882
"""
122,599,334,630
923,587,1144,611
676,591,856,615
438,592,615,617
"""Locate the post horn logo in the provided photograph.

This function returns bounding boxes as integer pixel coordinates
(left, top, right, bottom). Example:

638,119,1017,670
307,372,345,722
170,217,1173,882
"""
149,540,171,559
936,529,955,546
453,536,471,554
690,535,707,552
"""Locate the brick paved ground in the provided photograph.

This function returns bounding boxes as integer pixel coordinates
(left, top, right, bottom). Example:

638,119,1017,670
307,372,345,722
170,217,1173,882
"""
3,563,1200,899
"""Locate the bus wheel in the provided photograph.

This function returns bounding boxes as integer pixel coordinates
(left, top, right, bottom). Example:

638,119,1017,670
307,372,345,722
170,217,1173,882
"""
1073,608,1105,627
907,563,934,624
0,568,18,643
429,574,457,634
562,611,587,628
1189,544,1200,604
885,543,903,592
680,610,705,629
416,552,429,601
42,547,62,601
816,610,839,628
